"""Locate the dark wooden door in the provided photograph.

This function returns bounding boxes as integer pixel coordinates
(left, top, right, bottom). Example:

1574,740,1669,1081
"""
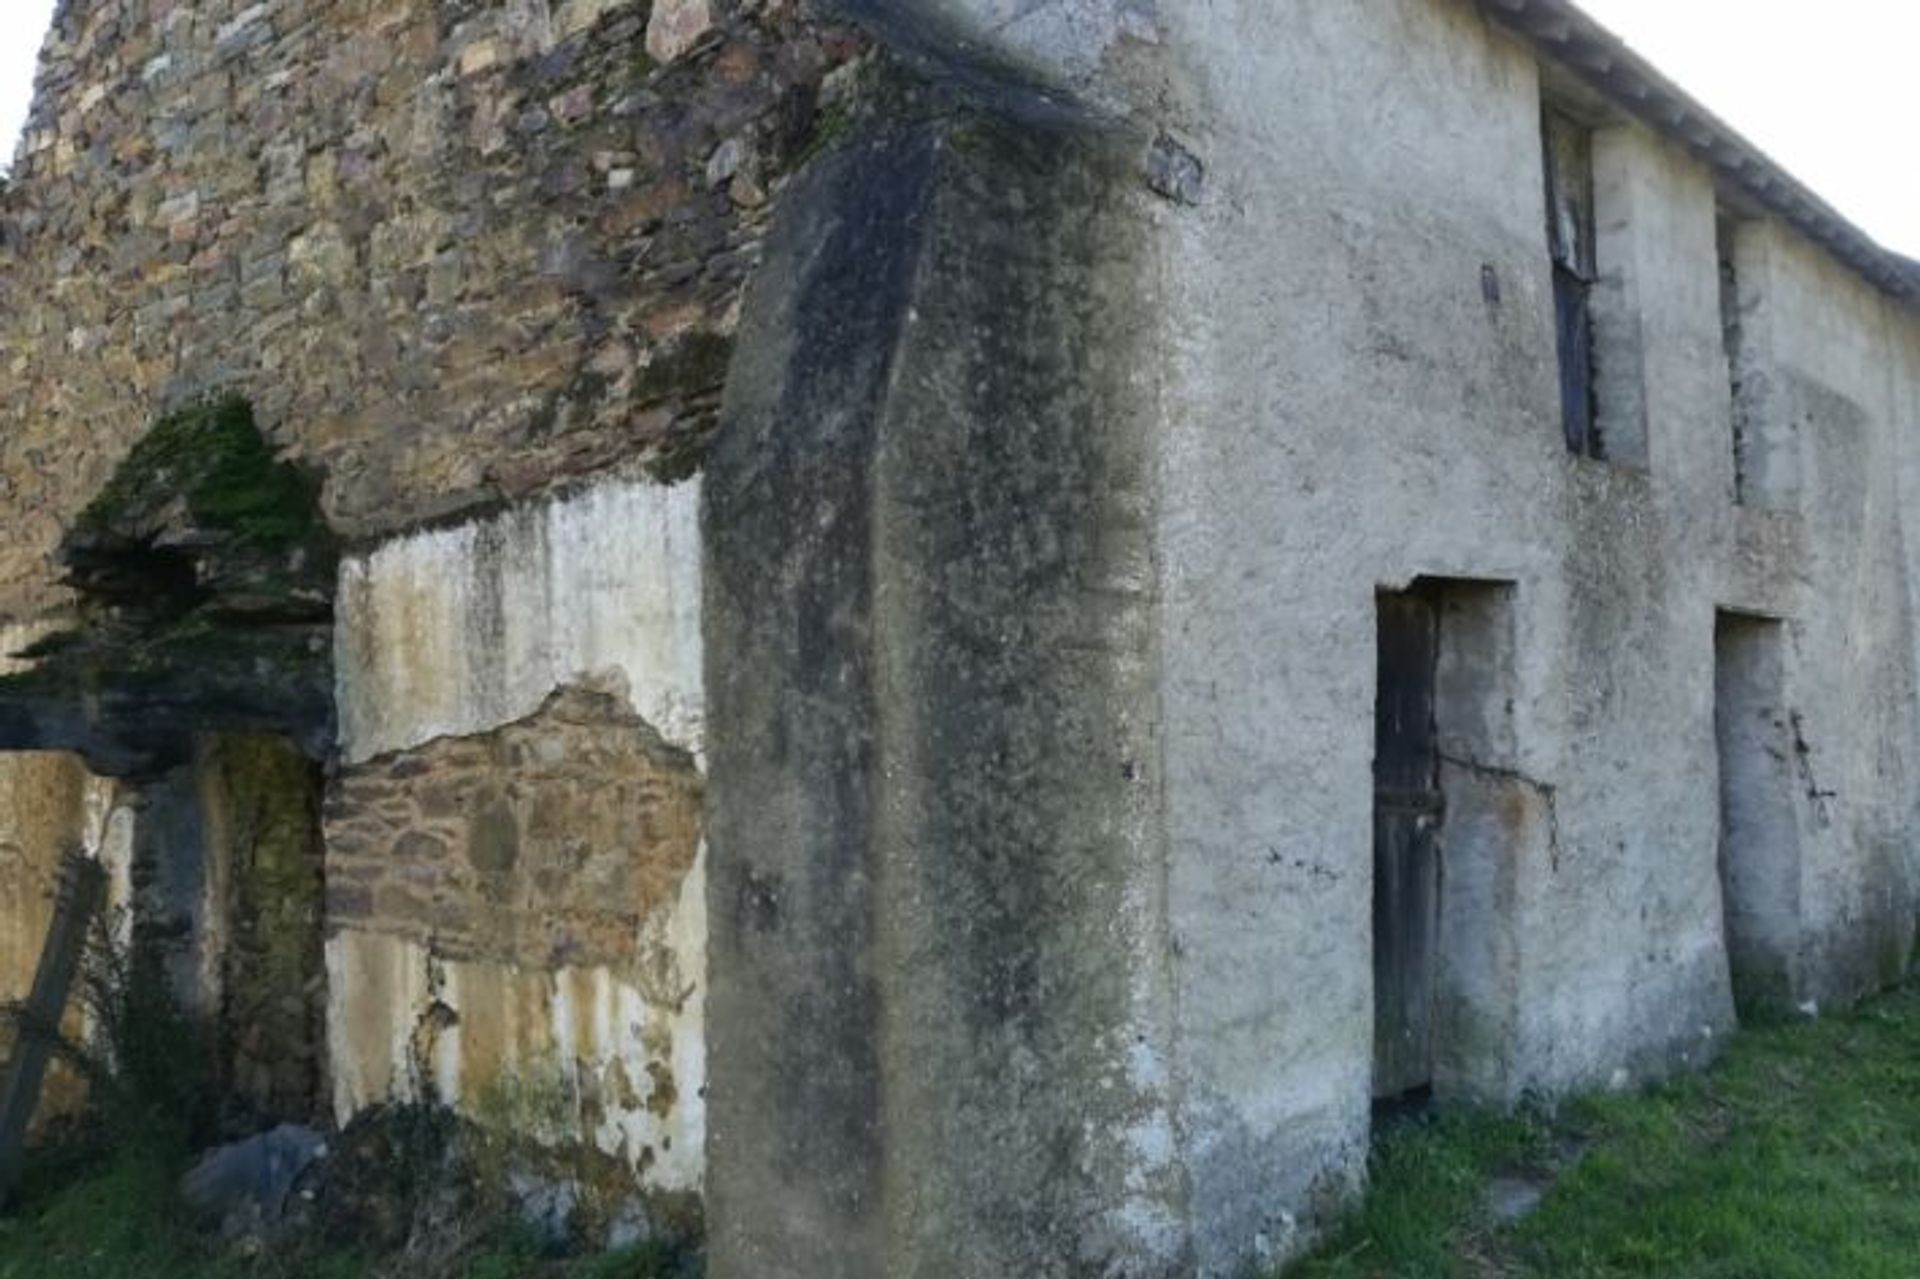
1373,592,1443,1100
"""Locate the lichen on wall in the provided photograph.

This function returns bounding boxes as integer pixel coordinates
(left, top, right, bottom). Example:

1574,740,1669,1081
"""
196,733,328,1123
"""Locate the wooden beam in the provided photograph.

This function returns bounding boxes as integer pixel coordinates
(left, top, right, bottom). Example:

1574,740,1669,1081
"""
0,849,105,1210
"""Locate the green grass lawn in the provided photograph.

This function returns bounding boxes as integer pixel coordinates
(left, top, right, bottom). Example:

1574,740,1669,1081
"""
1292,979,1920,1278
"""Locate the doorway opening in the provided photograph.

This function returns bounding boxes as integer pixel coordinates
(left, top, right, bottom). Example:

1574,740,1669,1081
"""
1713,612,1800,1017
1373,589,1444,1102
0,397,335,1138
1373,579,1521,1105
194,734,329,1125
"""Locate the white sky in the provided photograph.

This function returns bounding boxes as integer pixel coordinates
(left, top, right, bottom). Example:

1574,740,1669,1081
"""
0,0,1914,255
1576,0,1917,258
0,1,54,173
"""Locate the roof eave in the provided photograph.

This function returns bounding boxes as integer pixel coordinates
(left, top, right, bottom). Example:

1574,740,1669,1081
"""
1478,0,1920,307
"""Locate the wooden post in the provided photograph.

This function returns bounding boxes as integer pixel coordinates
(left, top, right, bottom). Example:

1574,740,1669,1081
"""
0,847,105,1210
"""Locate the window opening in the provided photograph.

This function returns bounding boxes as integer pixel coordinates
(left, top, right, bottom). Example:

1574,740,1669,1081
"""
1718,216,1751,503
1543,109,1599,458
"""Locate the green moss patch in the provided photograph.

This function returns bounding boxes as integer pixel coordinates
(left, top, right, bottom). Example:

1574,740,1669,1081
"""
75,396,324,556
0,396,338,764
633,331,735,409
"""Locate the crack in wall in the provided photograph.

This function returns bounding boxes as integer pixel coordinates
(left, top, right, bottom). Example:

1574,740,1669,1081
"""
1439,751,1563,873
1788,711,1836,827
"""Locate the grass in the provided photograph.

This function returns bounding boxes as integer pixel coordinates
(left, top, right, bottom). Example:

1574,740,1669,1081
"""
0,1135,684,1279
3,982,1913,1277
0,913,692,1278
1291,979,1920,1278
0,1139,336,1279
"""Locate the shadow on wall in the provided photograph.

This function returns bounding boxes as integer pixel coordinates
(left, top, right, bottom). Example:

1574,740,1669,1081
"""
0,396,338,1133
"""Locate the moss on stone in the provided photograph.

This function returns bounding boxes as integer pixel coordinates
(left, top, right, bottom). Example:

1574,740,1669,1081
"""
643,431,709,485
0,397,338,765
795,93,858,168
634,330,735,406
76,395,325,554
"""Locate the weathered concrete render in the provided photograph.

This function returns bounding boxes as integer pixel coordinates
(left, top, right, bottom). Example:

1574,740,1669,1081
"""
0,1,1914,1277
335,474,703,765
706,104,1174,1276
705,1,1918,1273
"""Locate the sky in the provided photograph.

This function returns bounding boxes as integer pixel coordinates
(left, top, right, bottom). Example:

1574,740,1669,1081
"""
1575,0,1917,258
0,1,51,172
0,1,1914,255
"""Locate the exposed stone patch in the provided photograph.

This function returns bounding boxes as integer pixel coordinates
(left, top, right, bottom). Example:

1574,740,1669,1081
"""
323,669,709,1193
1144,132,1203,204
325,680,703,972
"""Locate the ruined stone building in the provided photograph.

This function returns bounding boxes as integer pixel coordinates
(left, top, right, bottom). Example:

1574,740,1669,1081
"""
0,0,1915,1274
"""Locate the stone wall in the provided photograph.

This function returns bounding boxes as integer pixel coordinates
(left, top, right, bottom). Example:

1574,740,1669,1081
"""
0,0,818,1186
0,0,1914,1274
0,0,860,621
326,681,700,969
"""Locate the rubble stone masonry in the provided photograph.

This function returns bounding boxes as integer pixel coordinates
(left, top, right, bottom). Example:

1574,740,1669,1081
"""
0,0,860,620
324,681,702,973
319,679,710,1198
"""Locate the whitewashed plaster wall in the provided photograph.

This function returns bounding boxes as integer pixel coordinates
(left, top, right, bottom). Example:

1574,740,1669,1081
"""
335,473,703,765
326,473,708,1195
1140,1,1917,1269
